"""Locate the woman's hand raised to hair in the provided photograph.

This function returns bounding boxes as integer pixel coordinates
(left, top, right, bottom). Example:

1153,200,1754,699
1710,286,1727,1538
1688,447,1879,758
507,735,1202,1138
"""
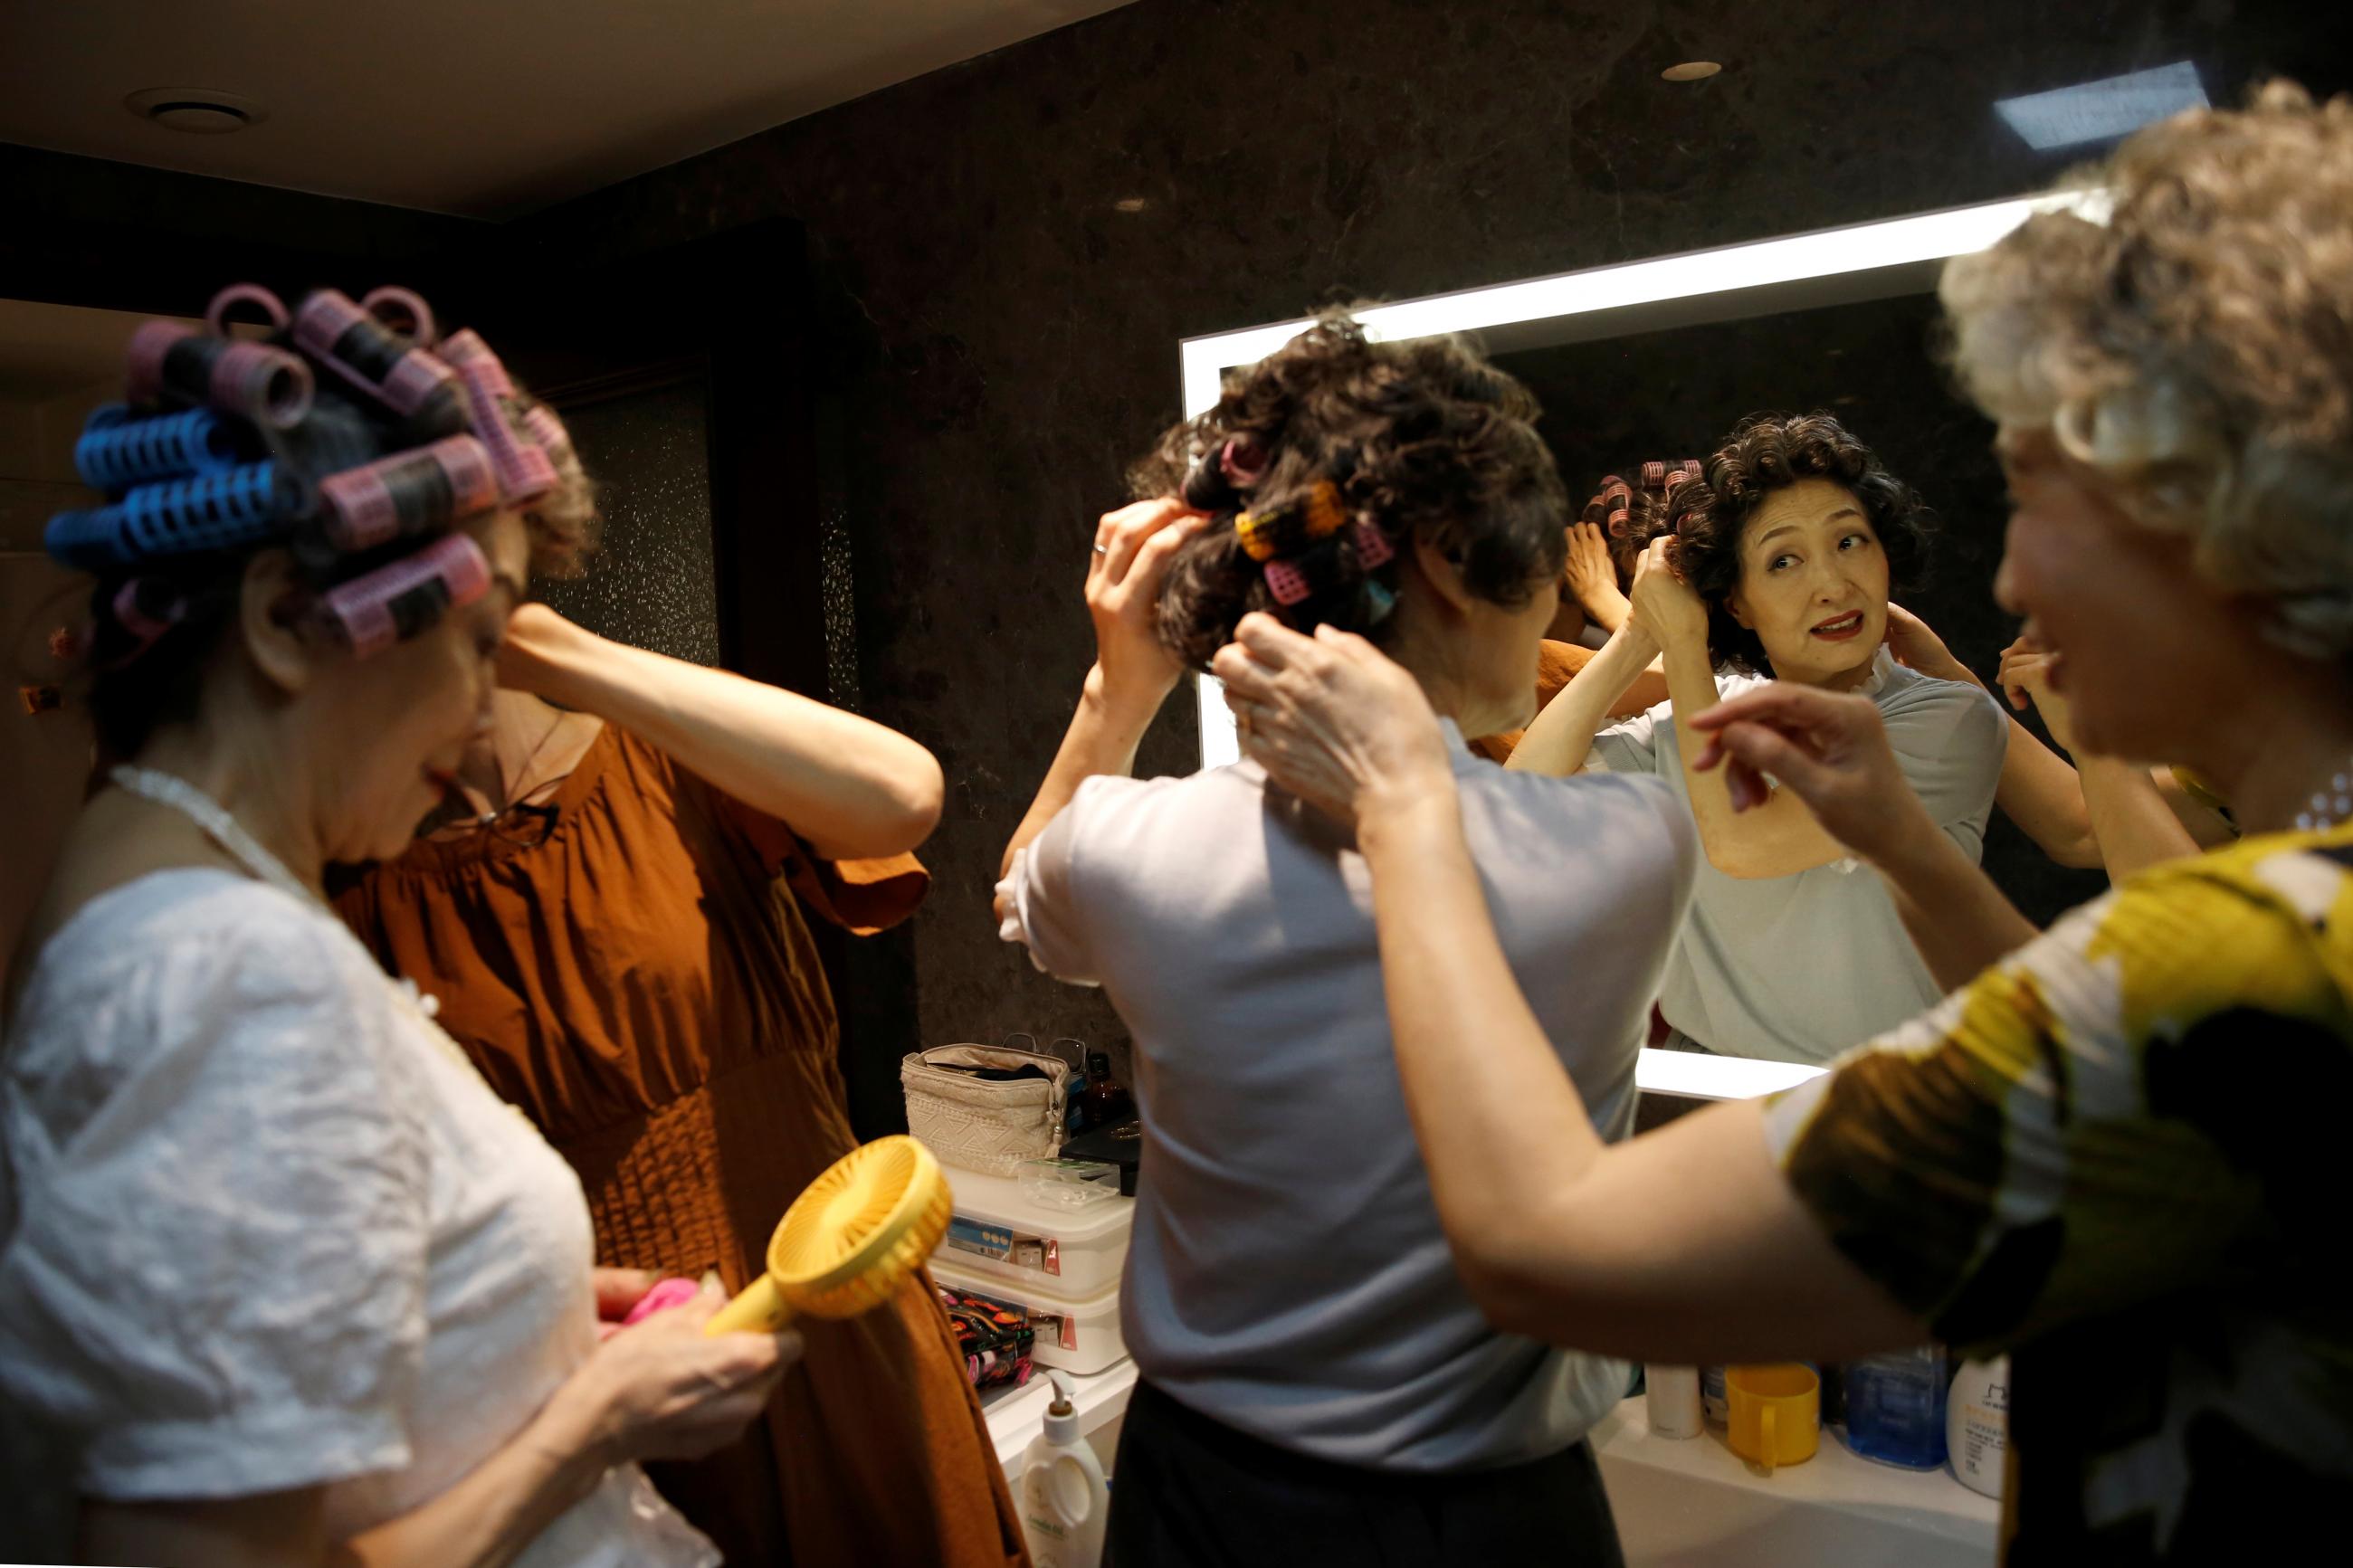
1211,614,1453,830
1626,536,1710,653
1996,636,2081,755
1563,521,1632,632
1685,682,1942,869
1882,603,1977,689
1088,499,1208,715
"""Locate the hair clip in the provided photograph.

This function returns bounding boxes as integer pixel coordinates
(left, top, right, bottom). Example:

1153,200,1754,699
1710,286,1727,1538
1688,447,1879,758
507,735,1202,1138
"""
47,624,81,662
1363,580,1398,624
112,578,184,657
20,684,62,716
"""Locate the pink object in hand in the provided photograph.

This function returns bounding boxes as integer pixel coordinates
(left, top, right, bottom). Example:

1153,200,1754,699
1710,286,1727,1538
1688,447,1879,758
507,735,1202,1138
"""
621,1276,702,1326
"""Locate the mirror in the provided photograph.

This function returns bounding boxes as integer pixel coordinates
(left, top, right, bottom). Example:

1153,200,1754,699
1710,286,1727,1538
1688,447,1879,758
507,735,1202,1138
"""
1176,194,2113,1091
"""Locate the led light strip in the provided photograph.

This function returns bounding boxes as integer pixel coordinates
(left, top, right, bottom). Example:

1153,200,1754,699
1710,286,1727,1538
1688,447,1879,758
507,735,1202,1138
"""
1180,188,2106,768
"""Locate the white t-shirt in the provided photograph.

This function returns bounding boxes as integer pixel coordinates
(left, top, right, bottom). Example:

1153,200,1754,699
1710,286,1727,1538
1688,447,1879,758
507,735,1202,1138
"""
0,870,714,1565
1000,722,1697,1470
1589,651,2007,1063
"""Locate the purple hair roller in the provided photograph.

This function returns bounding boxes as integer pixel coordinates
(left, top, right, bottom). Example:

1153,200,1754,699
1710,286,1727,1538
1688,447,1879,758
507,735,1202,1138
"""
437,329,557,503
319,434,500,551
293,289,463,431
1265,559,1312,606
126,322,313,430
319,532,491,657
1352,520,1395,570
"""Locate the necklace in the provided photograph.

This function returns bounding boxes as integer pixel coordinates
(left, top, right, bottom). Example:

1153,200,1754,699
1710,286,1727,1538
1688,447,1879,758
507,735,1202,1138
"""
2294,763,2353,832
484,707,569,821
110,765,494,1088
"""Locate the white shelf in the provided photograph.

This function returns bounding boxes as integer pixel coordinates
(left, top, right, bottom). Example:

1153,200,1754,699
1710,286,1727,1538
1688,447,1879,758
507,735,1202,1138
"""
1590,1396,1997,1557
984,1357,1138,1480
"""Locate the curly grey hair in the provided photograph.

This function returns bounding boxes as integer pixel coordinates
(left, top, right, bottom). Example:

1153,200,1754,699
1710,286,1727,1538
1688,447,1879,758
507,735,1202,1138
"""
1940,80,2353,663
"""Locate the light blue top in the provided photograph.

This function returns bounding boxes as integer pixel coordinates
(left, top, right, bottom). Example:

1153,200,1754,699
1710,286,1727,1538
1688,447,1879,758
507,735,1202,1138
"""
1591,652,2007,1063
1003,722,1696,1471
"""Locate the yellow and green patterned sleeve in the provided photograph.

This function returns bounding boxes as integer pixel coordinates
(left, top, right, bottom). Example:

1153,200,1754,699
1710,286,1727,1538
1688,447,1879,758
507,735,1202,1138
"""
1760,834,2353,1355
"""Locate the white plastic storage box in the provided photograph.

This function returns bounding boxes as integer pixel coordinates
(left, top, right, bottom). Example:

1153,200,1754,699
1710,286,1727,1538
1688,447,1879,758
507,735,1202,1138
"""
937,1167,1135,1299
929,1256,1129,1377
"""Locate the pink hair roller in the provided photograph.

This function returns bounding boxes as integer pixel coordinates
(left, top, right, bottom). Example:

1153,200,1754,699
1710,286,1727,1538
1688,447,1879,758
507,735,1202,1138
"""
126,321,313,429
1264,559,1312,606
522,404,576,465
204,282,290,336
293,289,462,427
360,286,438,347
437,329,557,503
1352,520,1395,569
319,434,500,551
319,532,491,657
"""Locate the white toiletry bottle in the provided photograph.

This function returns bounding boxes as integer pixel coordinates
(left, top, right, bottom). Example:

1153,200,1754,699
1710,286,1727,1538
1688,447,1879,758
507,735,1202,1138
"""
1947,1354,2011,1499
1019,1370,1109,1568
1645,1364,1703,1439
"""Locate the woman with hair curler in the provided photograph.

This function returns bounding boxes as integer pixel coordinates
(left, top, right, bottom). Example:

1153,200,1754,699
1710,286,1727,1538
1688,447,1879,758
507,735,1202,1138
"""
0,285,789,1566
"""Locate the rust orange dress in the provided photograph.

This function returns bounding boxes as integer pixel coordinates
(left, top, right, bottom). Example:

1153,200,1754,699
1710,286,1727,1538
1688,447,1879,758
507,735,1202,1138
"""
335,725,1026,1568
1468,638,1670,765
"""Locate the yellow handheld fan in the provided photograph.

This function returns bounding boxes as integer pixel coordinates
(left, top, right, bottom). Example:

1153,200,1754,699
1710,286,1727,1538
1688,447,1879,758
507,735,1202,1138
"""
704,1134,952,1335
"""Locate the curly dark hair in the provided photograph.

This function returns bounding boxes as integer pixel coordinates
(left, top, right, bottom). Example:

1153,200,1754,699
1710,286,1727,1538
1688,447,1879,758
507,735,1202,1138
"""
1597,413,1932,675
1134,312,1569,670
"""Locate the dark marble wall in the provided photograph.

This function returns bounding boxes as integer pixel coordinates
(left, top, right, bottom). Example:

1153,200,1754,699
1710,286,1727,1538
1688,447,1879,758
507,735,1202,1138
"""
511,0,2346,1079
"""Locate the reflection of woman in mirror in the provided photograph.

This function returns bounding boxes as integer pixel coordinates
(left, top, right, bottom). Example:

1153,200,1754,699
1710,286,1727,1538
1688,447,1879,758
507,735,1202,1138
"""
1508,416,2008,1062
998,315,1690,1565
1213,81,2353,1561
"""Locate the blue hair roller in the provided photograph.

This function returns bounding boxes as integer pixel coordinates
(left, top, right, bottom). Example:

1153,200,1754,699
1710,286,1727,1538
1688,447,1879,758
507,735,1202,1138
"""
45,461,307,571
73,404,242,491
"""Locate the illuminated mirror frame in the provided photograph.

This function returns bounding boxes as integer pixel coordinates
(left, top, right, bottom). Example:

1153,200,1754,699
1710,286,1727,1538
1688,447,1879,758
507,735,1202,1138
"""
1175,190,2101,1100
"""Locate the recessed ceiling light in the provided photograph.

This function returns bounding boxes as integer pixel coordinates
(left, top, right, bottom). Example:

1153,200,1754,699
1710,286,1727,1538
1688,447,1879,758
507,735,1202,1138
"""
1113,197,1150,214
1662,62,1722,82
124,87,269,136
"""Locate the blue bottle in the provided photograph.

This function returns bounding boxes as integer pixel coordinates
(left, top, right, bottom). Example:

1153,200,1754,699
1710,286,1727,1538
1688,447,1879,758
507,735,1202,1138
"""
1842,1346,1948,1468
